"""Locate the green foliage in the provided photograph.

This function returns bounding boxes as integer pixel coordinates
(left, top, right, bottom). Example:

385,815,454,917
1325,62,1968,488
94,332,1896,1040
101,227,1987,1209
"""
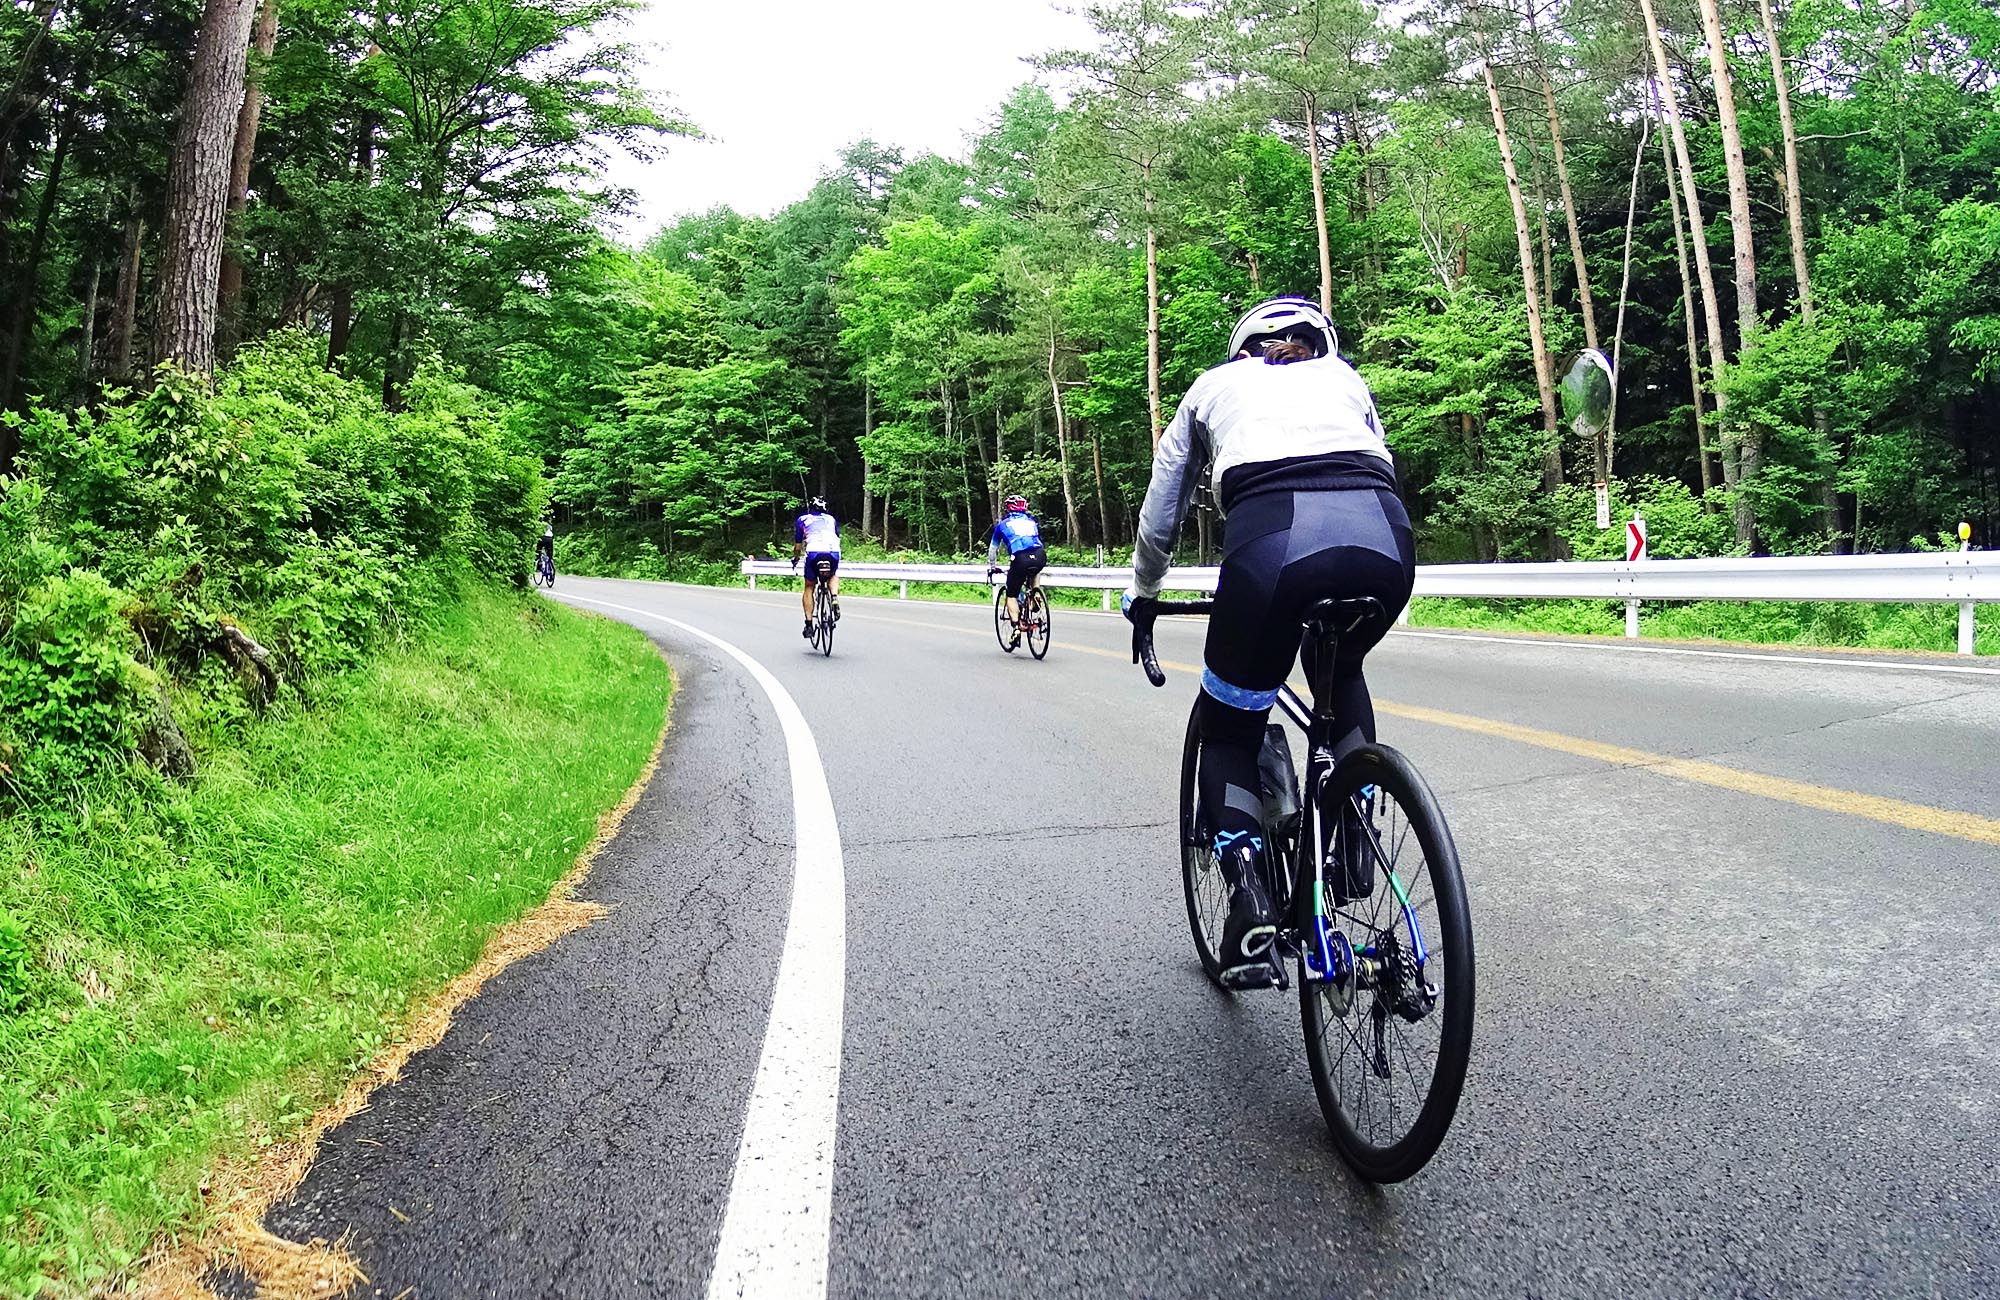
0,573,154,799
1554,477,1737,560
0,334,543,804
0,589,669,1293
0,910,33,1015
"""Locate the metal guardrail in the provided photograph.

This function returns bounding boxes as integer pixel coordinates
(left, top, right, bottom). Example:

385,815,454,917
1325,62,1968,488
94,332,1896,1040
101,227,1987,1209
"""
741,552,1996,655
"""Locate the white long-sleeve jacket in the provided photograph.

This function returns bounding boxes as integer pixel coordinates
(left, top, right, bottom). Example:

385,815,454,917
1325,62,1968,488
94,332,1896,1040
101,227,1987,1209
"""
1130,353,1392,598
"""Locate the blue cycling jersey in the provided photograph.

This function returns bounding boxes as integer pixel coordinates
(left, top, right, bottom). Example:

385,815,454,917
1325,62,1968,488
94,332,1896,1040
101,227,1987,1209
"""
794,512,840,553
991,513,1042,554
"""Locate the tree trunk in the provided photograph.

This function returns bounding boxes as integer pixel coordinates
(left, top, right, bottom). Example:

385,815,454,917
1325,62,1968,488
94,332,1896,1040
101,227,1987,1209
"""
110,193,144,383
1639,0,1737,494
1757,0,1840,549
1144,169,1163,448
1460,411,1494,561
1529,148,1558,321
1607,112,1651,481
861,381,874,540
217,0,281,351
1694,0,1761,545
1302,92,1334,316
1090,424,1110,547
1757,0,1810,325
1658,93,1717,496
77,215,103,402
1481,54,1564,551
967,384,993,520
327,107,372,368
382,312,402,407
156,0,261,379
1048,333,1081,540
327,285,352,363
0,108,72,417
1529,5,1599,352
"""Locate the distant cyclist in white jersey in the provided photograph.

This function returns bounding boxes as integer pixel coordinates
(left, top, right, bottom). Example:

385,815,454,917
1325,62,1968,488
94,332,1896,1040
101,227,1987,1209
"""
791,496,842,638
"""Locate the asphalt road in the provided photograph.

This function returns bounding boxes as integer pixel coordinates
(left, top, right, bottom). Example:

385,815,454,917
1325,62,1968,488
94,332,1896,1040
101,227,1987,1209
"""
267,577,2000,1299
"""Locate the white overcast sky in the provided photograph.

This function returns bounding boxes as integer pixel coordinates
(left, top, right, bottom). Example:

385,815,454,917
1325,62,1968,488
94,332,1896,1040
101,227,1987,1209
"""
602,0,1094,235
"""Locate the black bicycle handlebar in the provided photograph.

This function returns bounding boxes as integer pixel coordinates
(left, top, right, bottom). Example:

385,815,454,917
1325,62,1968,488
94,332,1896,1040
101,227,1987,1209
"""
1129,597,1215,688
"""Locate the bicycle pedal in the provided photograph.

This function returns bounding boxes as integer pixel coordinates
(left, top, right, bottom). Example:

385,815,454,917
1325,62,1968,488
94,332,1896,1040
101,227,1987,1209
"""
1219,961,1281,992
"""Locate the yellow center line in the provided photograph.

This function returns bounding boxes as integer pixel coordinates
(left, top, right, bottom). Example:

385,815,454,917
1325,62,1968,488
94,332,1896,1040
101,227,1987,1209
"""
853,602,2000,849
1374,701,2000,847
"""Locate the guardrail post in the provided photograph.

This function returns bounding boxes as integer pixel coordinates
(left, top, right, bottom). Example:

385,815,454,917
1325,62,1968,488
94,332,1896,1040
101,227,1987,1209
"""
1396,601,1410,627
1625,599,1640,639
1102,589,1111,611
899,579,908,600
1960,601,1976,656
748,573,756,590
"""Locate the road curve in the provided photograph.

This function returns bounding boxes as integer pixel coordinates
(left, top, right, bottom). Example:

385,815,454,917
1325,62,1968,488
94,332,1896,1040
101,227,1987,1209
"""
266,577,2000,1299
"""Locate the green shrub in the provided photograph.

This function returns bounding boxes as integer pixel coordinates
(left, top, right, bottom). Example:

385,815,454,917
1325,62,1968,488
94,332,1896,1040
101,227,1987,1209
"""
0,908,30,1013
0,572,154,798
0,333,546,804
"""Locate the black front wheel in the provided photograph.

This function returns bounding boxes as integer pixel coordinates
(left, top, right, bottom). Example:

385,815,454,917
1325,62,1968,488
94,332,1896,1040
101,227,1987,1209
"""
1299,743,1473,1183
816,584,835,656
1178,700,1227,984
993,585,1017,653
1025,586,1051,659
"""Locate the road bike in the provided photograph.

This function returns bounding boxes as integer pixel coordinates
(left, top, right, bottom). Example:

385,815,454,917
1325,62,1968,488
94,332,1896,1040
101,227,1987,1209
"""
990,571,1051,659
1129,596,1473,1183
532,552,555,588
807,558,836,657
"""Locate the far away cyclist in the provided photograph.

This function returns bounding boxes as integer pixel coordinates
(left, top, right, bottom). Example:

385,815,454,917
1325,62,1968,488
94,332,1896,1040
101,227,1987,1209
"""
987,494,1047,649
792,495,842,638
535,524,555,584
1122,297,1415,988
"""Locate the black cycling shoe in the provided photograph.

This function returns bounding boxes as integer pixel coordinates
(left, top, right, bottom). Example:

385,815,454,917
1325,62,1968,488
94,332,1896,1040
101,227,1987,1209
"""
831,598,842,623
1217,843,1280,989
802,621,813,639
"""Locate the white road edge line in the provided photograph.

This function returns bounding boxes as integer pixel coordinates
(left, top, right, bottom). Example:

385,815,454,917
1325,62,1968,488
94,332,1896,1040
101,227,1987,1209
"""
564,594,845,1300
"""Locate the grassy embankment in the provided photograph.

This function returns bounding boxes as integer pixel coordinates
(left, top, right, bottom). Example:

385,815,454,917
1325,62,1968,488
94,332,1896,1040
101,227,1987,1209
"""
0,590,669,1296
1404,595,1997,656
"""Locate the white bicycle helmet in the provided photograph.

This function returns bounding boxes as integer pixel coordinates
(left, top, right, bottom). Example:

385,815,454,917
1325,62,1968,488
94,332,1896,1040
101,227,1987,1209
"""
1226,297,1339,362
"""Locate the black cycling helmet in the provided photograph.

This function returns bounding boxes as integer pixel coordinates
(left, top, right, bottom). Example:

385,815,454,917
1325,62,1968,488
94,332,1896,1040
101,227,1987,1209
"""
806,495,827,514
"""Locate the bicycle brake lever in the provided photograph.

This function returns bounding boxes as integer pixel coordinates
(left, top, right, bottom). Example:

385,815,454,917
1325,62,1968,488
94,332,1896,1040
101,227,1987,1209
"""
1132,612,1167,688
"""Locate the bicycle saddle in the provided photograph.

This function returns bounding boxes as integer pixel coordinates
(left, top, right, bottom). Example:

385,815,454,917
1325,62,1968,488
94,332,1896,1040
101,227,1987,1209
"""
1302,596,1385,634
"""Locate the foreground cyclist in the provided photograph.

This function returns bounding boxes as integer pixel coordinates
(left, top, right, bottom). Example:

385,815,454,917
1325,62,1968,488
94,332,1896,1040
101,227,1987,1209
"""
1123,298,1415,988
791,496,841,639
986,494,1047,649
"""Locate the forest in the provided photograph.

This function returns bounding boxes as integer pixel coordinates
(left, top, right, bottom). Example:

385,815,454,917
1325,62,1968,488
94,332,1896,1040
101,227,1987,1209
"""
0,0,1996,574
0,1,1995,1281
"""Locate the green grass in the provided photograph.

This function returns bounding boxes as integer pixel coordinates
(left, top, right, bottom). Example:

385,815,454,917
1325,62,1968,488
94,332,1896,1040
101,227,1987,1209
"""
0,588,670,1297
1407,596,1999,656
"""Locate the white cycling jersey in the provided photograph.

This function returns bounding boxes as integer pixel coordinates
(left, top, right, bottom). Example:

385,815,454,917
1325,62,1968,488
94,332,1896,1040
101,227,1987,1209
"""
1131,353,1391,598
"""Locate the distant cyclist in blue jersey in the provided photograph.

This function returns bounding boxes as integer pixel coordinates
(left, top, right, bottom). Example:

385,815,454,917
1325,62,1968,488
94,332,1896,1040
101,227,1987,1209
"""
987,494,1047,649
791,496,841,639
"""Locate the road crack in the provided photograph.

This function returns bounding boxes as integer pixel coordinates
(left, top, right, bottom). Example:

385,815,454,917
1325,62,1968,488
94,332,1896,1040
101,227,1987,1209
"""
847,817,1172,849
